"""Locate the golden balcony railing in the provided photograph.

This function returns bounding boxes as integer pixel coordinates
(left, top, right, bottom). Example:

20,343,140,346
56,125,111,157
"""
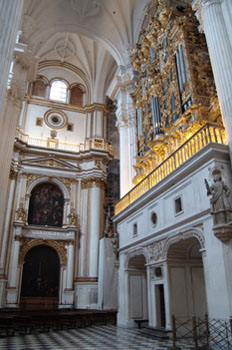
15,130,114,155
115,124,227,216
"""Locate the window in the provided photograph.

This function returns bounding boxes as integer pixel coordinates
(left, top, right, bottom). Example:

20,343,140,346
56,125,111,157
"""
133,223,138,237
49,80,68,103
174,197,183,214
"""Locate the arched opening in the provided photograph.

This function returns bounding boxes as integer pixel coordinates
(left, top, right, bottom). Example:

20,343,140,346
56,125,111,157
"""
128,254,148,325
49,80,68,103
167,237,207,318
20,245,60,309
28,182,64,227
70,85,85,106
32,79,46,98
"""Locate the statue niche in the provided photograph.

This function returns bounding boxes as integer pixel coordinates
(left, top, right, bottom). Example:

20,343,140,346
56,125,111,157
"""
28,183,64,227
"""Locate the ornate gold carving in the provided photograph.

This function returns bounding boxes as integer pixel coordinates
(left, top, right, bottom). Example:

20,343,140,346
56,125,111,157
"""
81,177,106,189
16,201,27,222
9,168,17,180
95,160,101,169
15,235,22,242
59,177,72,192
19,238,67,265
67,239,75,246
130,5,219,184
26,174,41,190
68,208,78,226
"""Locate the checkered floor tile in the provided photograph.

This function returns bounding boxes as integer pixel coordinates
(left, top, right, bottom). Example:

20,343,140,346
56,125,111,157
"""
0,324,195,349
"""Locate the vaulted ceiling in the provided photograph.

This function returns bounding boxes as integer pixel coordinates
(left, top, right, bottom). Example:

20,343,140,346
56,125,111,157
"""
20,0,191,101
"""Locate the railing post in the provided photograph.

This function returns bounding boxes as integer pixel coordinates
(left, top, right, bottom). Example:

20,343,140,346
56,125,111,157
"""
230,316,232,337
205,313,210,350
172,314,177,350
192,316,198,350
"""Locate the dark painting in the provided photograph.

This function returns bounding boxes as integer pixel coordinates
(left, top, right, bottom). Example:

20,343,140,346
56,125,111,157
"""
21,245,60,298
28,183,64,227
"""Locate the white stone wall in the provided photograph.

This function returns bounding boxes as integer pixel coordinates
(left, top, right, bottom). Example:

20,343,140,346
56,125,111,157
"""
116,144,232,326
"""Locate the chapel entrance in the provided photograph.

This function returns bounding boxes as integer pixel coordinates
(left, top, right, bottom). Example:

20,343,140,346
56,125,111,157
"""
20,245,60,310
128,254,148,324
167,237,207,318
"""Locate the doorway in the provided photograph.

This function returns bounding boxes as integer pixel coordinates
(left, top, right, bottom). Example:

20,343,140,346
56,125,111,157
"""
20,244,60,309
155,284,166,327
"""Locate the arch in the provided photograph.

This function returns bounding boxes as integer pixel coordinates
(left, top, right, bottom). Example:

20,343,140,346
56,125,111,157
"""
32,75,49,98
28,182,64,227
27,176,70,199
125,247,149,269
70,84,85,106
19,238,67,265
162,227,205,261
38,61,91,104
49,79,68,103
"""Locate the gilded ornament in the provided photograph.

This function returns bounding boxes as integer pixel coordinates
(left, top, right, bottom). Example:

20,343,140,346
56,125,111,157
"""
19,238,67,265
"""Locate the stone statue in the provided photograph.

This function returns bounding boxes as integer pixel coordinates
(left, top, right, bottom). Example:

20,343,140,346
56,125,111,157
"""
205,169,232,225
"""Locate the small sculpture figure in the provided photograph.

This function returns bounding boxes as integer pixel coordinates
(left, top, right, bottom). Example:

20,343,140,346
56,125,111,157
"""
68,208,77,226
16,202,26,222
205,169,232,225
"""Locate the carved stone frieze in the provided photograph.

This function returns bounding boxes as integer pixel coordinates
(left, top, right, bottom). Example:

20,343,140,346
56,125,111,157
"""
149,241,163,263
21,228,75,239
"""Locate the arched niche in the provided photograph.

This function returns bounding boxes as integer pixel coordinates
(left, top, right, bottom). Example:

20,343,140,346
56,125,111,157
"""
32,75,49,98
70,84,85,106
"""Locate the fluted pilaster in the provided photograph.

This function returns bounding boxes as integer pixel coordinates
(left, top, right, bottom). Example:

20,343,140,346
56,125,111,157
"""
193,0,232,154
0,0,24,117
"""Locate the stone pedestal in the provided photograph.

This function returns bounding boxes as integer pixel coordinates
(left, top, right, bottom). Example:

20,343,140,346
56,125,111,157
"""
213,223,232,242
98,238,117,309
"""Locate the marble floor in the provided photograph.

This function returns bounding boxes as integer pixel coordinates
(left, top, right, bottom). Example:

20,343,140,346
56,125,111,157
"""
0,324,194,350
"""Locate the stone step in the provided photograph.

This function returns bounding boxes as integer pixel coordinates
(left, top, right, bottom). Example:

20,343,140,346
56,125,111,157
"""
140,326,172,339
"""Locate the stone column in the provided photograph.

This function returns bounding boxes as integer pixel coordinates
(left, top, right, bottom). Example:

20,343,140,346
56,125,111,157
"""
0,92,22,251
193,0,232,155
88,179,104,277
0,47,38,252
163,262,172,329
114,69,137,198
66,240,74,289
8,236,21,287
117,118,136,197
0,169,17,275
0,0,24,117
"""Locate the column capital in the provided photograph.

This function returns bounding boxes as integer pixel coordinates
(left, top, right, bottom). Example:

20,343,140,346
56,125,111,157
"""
192,0,222,31
81,177,106,189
